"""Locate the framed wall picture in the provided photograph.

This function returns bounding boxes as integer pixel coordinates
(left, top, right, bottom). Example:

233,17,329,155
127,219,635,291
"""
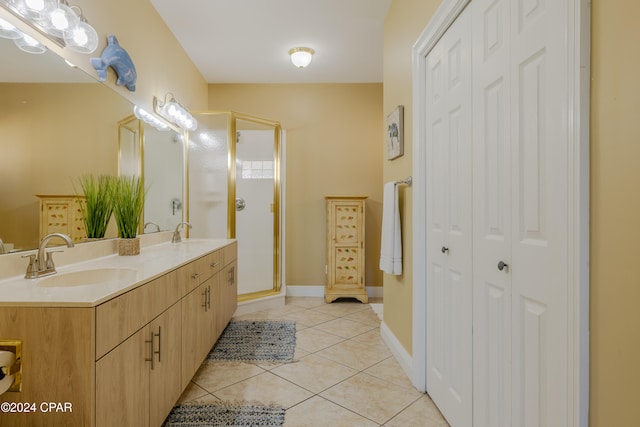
386,105,404,160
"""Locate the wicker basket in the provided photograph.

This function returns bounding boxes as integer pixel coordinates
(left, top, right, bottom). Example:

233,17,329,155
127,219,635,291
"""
118,237,140,256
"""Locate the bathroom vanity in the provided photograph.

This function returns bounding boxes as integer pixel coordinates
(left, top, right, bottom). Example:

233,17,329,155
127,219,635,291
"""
0,238,237,427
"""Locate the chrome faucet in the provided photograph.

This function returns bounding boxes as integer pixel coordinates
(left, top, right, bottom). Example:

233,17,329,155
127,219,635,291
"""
144,222,161,233
171,222,192,243
23,233,75,279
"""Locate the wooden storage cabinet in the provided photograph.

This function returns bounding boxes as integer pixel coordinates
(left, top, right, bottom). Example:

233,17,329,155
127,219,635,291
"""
36,194,86,243
0,241,237,427
325,196,368,303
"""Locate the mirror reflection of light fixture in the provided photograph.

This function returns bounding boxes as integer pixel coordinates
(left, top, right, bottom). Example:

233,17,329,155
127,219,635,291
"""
154,94,197,132
14,33,46,53
133,105,170,131
288,47,314,68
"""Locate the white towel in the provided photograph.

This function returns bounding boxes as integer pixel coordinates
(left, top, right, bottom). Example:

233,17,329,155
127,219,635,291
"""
379,181,402,275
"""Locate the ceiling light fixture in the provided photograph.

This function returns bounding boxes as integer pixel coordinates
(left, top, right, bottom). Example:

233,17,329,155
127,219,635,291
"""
288,47,314,68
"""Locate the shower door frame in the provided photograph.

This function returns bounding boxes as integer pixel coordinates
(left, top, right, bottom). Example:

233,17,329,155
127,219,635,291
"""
190,111,283,301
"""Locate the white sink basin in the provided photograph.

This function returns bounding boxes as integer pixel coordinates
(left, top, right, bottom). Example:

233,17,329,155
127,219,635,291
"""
37,268,138,288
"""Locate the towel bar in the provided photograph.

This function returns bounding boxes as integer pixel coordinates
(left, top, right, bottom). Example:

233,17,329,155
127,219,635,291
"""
394,176,412,186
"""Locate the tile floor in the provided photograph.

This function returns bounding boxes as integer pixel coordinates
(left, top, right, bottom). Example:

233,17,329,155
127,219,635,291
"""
175,296,449,426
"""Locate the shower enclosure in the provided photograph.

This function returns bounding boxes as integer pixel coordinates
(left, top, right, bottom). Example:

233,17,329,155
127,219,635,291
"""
188,112,283,301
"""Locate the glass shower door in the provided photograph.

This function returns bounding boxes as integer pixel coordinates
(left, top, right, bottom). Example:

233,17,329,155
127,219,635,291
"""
190,112,282,300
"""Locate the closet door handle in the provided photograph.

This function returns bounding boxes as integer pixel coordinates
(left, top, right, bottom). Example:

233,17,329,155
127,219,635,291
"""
498,261,508,271
441,246,449,254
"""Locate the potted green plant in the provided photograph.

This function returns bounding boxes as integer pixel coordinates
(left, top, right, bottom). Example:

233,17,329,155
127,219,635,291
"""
111,175,146,255
77,174,114,240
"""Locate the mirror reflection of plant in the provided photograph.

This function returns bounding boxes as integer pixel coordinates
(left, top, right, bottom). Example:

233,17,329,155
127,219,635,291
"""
77,174,114,239
111,175,147,239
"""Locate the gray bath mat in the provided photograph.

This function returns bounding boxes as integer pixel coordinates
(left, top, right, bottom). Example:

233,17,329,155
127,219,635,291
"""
162,401,285,427
207,320,296,362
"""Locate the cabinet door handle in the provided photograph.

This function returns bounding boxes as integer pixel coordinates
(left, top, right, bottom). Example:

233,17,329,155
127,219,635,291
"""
155,326,162,363
498,261,509,271
192,272,203,280
206,286,211,310
202,288,208,310
145,331,155,370
210,262,219,268
228,266,235,285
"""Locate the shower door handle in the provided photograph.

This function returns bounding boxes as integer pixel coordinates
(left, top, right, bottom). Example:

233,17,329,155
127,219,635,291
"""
236,197,246,211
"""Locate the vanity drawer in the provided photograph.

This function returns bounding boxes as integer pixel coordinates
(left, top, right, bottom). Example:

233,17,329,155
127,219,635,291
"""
179,249,224,296
205,249,223,276
95,269,180,359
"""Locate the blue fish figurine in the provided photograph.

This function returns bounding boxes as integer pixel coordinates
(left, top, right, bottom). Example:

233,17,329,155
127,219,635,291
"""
91,35,137,92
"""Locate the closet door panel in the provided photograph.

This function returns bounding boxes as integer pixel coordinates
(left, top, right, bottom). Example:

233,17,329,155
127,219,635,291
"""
472,0,512,426
510,0,568,424
425,5,473,426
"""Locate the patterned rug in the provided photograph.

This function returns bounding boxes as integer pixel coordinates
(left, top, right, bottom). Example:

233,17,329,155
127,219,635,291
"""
207,320,296,362
162,401,285,427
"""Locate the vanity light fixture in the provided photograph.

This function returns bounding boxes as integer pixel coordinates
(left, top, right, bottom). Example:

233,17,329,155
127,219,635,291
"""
133,105,170,131
41,0,77,38
288,47,314,68
154,94,197,132
63,6,97,53
1,0,98,53
12,0,55,21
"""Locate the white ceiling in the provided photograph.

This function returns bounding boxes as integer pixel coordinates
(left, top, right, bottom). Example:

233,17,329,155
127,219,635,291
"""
149,0,392,84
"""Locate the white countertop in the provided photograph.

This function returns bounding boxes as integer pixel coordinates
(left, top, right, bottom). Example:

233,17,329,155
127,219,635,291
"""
0,238,235,308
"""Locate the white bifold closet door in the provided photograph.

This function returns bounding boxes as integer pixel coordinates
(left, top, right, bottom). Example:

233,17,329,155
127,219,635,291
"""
472,0,569,426
425,5,473,427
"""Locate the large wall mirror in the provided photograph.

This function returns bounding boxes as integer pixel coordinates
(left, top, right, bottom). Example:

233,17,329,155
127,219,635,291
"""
0,19,185,254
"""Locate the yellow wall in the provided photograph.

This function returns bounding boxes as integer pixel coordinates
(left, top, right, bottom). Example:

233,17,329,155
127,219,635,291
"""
590,1,640,425
208,84,384,288
382,0,442,354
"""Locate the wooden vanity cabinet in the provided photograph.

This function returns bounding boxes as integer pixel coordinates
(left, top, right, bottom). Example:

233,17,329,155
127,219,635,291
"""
0,242,237,427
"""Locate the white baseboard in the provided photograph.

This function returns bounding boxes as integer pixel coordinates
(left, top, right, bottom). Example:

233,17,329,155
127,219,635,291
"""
286,285,384,298
380,321,419,390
